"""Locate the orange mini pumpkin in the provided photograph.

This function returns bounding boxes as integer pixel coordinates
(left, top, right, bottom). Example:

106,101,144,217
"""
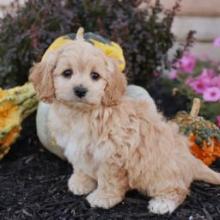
174,98,220,166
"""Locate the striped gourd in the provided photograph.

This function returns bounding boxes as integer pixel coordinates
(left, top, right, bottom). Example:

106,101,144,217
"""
0,83,38,159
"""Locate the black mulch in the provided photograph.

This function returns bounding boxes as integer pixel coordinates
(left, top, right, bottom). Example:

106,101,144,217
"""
1,114,220,220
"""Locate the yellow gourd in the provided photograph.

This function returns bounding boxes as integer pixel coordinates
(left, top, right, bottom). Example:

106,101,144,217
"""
0,83,38,159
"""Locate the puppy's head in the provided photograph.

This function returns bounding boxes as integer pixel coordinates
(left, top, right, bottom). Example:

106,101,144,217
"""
29,40,127,107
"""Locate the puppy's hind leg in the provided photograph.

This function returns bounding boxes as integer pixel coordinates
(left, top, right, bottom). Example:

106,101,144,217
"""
148,188,188,215
68,169,97,195
87,163,128,209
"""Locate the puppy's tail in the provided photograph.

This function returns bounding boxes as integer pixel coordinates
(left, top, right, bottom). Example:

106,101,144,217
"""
193,159,220,185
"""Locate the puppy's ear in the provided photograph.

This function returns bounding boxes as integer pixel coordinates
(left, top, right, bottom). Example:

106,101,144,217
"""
102,58,127,106
29,53,57,103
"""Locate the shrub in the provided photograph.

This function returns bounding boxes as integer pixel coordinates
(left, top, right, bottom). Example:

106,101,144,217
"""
0,0,181,88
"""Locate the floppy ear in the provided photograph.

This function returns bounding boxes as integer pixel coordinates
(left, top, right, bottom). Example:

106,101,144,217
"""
102,58,127,106
29,53,57,103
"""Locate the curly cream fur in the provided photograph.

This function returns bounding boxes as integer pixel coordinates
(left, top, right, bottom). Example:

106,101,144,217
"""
30,40,220,215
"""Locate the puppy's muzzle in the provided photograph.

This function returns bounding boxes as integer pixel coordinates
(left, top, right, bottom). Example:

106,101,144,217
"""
74,85,88,98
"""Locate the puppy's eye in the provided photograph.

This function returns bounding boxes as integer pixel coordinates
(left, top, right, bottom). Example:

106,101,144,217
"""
90,72,100,81
62,69,73,78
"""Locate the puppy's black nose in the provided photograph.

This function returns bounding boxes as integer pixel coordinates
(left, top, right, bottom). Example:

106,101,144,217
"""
74,85,88,98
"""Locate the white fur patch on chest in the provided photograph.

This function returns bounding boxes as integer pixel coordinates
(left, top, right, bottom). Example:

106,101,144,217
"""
48,106,70,149
48,104,97,176
64,118,89,160
65,118,98,177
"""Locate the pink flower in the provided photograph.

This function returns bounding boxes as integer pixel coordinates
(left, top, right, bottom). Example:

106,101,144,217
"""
178,53,196,73
168,70,178,79
213,37,220,47
186,68,219,94
186,77,194,85
203,87,220,102
199,68,215,80
189,79,208,94
216,116,220,128
211,75,220,87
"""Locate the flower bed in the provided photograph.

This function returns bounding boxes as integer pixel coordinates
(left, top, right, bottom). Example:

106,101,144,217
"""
166,37,220,126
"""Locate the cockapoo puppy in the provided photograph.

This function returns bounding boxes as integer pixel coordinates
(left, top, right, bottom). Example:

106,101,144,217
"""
29,37,220,215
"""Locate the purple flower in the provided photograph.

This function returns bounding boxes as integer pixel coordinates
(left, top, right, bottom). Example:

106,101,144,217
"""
213,37,220,47
203,87,220,102
216,116,220,128
178,53,196,73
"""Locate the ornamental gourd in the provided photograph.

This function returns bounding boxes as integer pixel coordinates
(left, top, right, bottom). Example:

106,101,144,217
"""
174,98,220,165
0,83,38,159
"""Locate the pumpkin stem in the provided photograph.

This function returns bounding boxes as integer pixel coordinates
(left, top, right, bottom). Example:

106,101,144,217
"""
190,98,201,118
76,27,84,40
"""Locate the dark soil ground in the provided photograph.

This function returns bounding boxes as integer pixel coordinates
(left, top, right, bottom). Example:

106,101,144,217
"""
1,93,220,219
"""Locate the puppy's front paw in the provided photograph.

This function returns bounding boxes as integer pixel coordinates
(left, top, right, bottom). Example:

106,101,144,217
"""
148,197,177,215
86,190,123,209
68,174,96,196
